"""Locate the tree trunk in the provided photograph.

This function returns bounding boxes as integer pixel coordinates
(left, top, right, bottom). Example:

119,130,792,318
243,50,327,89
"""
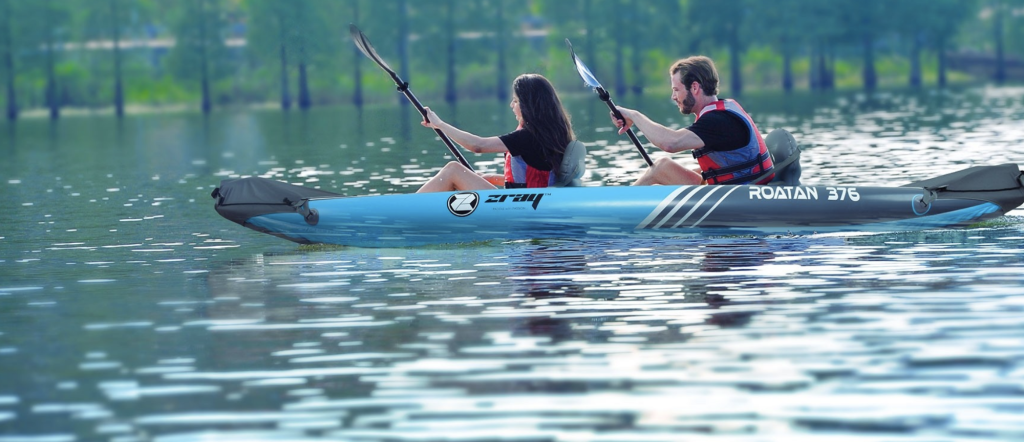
729,25,742,96
45,3,59,120
397,0,409,107
937,37,947,87
812,44,833,91
630,9,642,96
352,0,362,107
782,42,793,92
809,45,820,90
826,49,835,89
444,0,456,105
3,0,16,121
495,0,506,101
862,34,876,91
111,0,123,117
297,50,310,109
994,1,1005,84
280,43,290,109
199,0,211,114
909,33,921,87
279,13,290,110
613,0,625,97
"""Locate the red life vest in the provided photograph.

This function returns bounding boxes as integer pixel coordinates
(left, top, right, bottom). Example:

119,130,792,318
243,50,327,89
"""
690,99,775,185
504,153,554,188
502,125,555,188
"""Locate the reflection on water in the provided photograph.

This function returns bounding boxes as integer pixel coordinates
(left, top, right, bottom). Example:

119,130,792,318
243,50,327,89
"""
1,86,1024,440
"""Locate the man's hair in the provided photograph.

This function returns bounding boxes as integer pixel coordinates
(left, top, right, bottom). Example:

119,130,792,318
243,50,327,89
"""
670,56,719,96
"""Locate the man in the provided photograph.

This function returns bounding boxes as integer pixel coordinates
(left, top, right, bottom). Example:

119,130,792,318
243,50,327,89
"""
611,56,774,186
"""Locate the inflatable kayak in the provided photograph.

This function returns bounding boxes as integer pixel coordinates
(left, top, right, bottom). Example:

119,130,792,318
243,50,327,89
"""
211,164,1024,248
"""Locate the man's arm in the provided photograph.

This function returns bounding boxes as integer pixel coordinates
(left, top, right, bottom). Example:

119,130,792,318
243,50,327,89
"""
612,106,705,153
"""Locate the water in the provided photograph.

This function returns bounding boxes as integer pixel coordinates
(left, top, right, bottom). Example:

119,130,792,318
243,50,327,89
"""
2,86,1024,441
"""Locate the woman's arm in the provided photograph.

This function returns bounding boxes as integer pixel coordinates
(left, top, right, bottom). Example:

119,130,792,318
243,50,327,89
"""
422,107,508,154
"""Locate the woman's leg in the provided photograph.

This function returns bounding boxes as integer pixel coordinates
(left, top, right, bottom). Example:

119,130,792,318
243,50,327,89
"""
417,161,497,193
632,157,703,186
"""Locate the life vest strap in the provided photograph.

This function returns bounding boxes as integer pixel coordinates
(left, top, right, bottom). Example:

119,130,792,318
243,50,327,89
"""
715,169,776,186
701,151,773,182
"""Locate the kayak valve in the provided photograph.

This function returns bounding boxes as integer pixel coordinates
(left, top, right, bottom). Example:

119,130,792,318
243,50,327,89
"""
912,191,936,216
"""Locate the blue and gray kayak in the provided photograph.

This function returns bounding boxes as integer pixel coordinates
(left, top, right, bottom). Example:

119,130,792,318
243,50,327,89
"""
212,164,1024,248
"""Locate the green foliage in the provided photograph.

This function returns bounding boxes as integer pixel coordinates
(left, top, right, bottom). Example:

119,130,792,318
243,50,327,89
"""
2,0,1023,117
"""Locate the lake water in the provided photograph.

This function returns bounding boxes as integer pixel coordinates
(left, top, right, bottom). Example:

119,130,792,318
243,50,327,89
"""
2,86,1024,441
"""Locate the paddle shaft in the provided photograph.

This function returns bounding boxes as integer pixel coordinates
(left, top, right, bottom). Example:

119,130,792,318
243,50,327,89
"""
598,87,654,166
351,25,473,171
392,77,474,170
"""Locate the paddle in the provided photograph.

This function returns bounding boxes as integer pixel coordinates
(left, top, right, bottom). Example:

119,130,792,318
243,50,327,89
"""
566,39,653,167
349,24,474,171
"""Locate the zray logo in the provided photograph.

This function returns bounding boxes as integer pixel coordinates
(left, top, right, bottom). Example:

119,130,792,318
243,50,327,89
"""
485,193,545,210
447,192,479,217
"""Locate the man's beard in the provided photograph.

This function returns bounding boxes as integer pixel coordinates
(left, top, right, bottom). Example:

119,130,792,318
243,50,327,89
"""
680,90,696,115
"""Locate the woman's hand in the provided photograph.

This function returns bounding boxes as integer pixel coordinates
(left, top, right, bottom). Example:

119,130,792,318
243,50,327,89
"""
421,107,444,129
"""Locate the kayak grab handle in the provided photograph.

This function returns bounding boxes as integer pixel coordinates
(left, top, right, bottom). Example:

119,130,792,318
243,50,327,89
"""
284,197,319,226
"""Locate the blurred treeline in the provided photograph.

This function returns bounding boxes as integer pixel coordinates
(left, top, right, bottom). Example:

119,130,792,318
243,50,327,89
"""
2,0,1023,120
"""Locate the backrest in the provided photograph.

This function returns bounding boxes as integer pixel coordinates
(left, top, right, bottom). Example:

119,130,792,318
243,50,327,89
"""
553,140,587,187
764,129,802,186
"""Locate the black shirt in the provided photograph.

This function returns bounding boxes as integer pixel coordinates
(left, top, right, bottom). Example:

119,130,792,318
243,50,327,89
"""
686,110,750,152
498,129,554,171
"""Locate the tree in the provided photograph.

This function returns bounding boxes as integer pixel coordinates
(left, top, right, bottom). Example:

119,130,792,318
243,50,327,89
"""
801,1,842,90
352,0,363,107
29,0,73,119
894,0,976,88
1,0,16,120
689,0,752,95
245,0,293,109
613,0,626,96
398,0,408,107
992,0,1006,84
495,0,507,101
167,0,232,114
78,0,142,116
444,0,456,104
751,0,805,92
828,0,889,91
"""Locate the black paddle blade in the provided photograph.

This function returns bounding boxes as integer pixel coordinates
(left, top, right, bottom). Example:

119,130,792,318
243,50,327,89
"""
350,24,394,73
566,38,602,90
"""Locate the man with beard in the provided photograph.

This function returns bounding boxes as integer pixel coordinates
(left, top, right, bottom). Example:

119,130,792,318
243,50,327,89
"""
610,56,775,186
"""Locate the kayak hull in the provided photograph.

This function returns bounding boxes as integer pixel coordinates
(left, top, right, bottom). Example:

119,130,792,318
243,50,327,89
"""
213,164,1024,248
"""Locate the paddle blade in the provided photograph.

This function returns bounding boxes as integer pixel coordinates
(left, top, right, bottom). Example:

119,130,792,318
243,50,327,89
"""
566,38,602,89
350,24,393,73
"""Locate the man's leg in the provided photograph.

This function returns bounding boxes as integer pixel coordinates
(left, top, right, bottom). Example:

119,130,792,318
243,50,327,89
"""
633,157,703,186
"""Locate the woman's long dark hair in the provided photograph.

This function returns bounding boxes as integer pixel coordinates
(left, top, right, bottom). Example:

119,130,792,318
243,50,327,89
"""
513,74,575,166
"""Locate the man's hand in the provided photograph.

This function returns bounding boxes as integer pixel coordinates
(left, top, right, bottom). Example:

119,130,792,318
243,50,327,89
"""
609,106,637,135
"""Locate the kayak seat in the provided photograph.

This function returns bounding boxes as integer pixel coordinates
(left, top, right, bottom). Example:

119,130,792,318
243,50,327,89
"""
765,129,801,186
553,139,587,187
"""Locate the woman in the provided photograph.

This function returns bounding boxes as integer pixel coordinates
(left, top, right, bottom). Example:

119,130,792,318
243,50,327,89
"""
417,74,578,193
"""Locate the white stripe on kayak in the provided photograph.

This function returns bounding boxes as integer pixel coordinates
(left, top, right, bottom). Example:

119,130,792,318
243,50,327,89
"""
652,186,710,229
636,186,697,229
684,185,742,228
668,185,724,228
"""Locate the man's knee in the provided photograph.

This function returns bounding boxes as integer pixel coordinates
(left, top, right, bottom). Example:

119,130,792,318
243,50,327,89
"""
653,157,675,168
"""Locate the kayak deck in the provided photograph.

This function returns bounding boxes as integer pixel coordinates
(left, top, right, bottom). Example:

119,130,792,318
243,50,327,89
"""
213,164,1024,247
